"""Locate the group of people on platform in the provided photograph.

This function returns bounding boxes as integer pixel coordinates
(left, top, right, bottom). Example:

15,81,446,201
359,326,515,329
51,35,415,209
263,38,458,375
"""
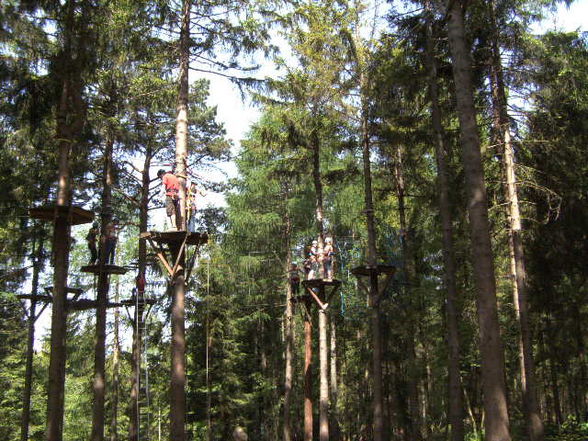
157,168,204,232
289,236,336,295
85,220,119,266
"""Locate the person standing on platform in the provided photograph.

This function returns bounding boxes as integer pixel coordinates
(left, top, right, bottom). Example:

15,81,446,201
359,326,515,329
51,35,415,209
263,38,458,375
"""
308,240,319,279
187,181,205,232
323,236,335,280
158,168,181,231
86,221,99,264
103,221,118,265
289,262,301,295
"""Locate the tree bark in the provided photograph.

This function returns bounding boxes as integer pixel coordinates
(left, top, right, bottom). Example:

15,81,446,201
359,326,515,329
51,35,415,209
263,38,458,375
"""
319,307,329,441
46,2,86,437
170,1,190,440
486,3,544,439
283,217,294,441
445,2,511,440
360,90,384,441
392,145,422,441
129,132,152,441
175,0,190,233
91,130,115,441
329,318,340,441
424,7,465,441
311,129,325,248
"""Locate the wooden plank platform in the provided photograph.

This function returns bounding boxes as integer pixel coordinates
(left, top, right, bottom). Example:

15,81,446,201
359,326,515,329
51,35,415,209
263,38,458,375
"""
351,264,396,277
17,294,53,302
80,264,128,275
68,299,127,311
29,205,94,225
301,279,341,310
119,297,157,307
302,279,342,288
44,286,84,295
140,231,208,246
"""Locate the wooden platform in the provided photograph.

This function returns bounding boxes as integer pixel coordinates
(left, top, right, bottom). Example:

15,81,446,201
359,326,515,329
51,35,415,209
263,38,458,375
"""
17,294,53,303
302,279,342,288
67,299,126,311
18,286,84,304
300,279,342,310
29,205,94,225
351,264,396,277
351,265,396,305
80,264,128,275
44,286,84,296
119,297,157,307
140,231,208,246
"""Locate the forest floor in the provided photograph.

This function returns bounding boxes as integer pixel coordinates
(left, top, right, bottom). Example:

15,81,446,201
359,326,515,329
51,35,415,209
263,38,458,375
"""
545,421,588,441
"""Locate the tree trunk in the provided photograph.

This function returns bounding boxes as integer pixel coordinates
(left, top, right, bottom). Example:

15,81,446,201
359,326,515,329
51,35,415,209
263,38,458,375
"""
445,2,511,440
283,218,294,441
111,280,121,441
360,91,384,441
92,130,115,441
304,299,313,441
206,313,212,441
46,110,73,441
329,318,340,441
424,7,465,441
319,307,329,441
486,3,544,439
129,134,152,441
311,129,325,246
392,145,422,441
170,1,190,440
46,1,86,436
21,233,45,441
175,0,190,233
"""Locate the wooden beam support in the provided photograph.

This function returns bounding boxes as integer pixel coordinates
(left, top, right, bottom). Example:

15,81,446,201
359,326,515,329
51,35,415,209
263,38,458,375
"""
305,285,327,311
146,237,174,277
171,233,189,277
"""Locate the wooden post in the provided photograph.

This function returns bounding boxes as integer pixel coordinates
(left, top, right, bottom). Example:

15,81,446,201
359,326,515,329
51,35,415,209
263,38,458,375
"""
319,303,329,441
170,241,187,441
170,0,190,438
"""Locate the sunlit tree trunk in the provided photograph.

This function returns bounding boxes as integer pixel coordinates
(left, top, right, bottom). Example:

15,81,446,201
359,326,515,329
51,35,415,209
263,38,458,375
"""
283,214,294,441
129,133,152,441
46,2,86,439
310,122,328,438
319,308,329,441
486,2,544,439
360,82,384,441
170,1,190,440
445,2,511,440
330,318,340,441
